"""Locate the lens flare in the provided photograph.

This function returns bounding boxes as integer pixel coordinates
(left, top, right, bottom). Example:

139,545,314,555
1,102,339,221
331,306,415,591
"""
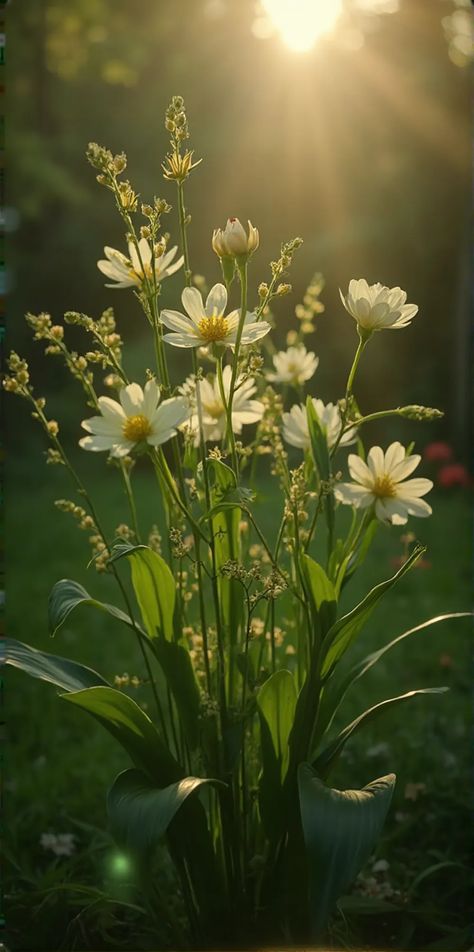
260,0,343,52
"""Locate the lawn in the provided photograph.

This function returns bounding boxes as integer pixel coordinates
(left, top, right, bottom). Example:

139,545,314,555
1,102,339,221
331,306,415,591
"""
4,428,472,950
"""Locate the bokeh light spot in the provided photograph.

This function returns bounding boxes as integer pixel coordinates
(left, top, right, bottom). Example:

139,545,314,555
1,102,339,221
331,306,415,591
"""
260,0,343,52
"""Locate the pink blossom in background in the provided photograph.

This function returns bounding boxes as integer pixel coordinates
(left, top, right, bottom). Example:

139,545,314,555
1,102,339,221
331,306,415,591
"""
437,463,471,489
423,441,454,463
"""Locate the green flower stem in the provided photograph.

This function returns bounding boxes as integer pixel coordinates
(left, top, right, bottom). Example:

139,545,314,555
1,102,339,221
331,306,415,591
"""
225,261,248,477
331,332,369,459
152,447,209,546
177,181,192,284
120,462,141,543
342,407,403,434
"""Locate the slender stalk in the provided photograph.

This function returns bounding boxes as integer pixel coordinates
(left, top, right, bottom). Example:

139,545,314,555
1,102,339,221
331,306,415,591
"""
224,261,248,477
120,463,141,543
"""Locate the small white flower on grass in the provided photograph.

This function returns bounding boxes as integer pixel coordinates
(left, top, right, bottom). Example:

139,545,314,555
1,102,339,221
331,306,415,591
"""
97,238,183,289
335,442,433,525
267,345,319,386
340,279,418,332
161,283,270,350
80,380,189,458
282,399,357,452
181,366,264,445
40,832,76,858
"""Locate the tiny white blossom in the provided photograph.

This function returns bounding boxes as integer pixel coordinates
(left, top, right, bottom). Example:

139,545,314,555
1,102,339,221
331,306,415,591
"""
40,832,76,857
212,218,259,258
180,366,264,445
335,441,433,525
161,283,270,350
80,380,189,458
267,345,319,386
340,279,418,332
97,238,183,289
282,399,357,452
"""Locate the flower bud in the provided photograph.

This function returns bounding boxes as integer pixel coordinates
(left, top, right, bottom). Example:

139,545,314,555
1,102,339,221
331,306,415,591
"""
212,218,259,260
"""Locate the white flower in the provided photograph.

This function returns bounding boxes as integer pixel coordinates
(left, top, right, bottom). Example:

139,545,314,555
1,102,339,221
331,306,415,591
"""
212,218,259,258
340,279,418,332
267,345,319,386
181,365,264,445
334,442,433,525
40,832,76,857
97,238,183,289
80,380,189,458
282,399,357,451
161,283,270,350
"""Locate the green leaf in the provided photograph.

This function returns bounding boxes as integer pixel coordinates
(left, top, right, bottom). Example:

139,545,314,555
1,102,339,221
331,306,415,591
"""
152,640,201,749
62,686,182,784
2,638,109,693
314,613,470,745
306,397,331,482
298,763,396,939
313,687,448,777
257,670,297,838
48,578,147,640
110,543,175,640
107,768,221,852
320,544,425,677
301,554,337,640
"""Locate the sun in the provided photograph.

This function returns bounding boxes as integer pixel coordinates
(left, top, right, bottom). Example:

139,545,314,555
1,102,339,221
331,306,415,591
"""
260,0,344,52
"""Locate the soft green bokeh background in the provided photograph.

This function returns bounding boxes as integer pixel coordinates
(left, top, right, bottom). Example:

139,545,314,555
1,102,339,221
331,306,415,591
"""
5,0,472,948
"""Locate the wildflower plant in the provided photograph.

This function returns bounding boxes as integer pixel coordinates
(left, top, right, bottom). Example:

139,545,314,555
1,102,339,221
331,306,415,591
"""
4,96,468,947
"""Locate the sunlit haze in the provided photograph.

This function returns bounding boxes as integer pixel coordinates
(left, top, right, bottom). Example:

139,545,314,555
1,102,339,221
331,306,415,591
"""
261,0,344,52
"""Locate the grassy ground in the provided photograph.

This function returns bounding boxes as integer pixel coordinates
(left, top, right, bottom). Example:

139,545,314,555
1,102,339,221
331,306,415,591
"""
4,431,472,950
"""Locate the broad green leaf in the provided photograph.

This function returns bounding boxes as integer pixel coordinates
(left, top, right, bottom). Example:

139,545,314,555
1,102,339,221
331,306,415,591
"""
110,543,175,640
107,768,221,852
2,638,109,693
257,670,297,838
298,763,396,939
313,687,448,777
306,397,331,482
320,544,425,677
314,612,470,745
301,555,337,640
62,686,182,784
152,640,201,749
207,458,243,637
48,578,147,640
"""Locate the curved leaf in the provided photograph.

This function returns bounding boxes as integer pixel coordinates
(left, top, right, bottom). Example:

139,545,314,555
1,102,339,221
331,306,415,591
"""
313,687,448,777
298,763,396,939
152,640,201,749
107,767,221,852
257,670,297,838
314,612,470,745
110,543,175,640
2,638,109,692
301,555,337,640
321,544,425,677
48,578,146,639
61,686,182,785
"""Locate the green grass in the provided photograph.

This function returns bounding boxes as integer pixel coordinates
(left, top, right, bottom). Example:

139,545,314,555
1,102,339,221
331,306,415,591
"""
4,436,472,950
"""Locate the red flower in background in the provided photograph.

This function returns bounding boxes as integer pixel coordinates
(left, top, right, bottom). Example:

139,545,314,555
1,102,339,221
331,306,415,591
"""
437,463,471,488
423,441,453,462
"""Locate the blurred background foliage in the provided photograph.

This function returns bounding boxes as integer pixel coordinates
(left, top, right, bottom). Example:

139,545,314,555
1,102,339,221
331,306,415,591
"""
7,0,472,451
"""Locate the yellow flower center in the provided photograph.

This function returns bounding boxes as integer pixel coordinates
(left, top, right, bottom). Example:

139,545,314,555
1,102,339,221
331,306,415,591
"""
129,262,153,282
204,399,225,418
122,414,152,443
197,315,229,342
372,473,396,498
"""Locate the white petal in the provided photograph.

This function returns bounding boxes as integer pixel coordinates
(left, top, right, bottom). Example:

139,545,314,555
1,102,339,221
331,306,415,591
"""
396,477,433,498
104,246,128,265
182,287,205,322
160,309,197,334
163,332,200,348
384,442,406,471
367,446,385,478
152,396,189,432
348,454,372,486
80,434,122,452
232,322,271,345
390,454,421,482
143,379,160,418
205,283,227,317
400,496,432,518
81,416,121,437
119,383,144,416
97,396,126,423
375,498,408,525
138,237,152,265
334,483,374,507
